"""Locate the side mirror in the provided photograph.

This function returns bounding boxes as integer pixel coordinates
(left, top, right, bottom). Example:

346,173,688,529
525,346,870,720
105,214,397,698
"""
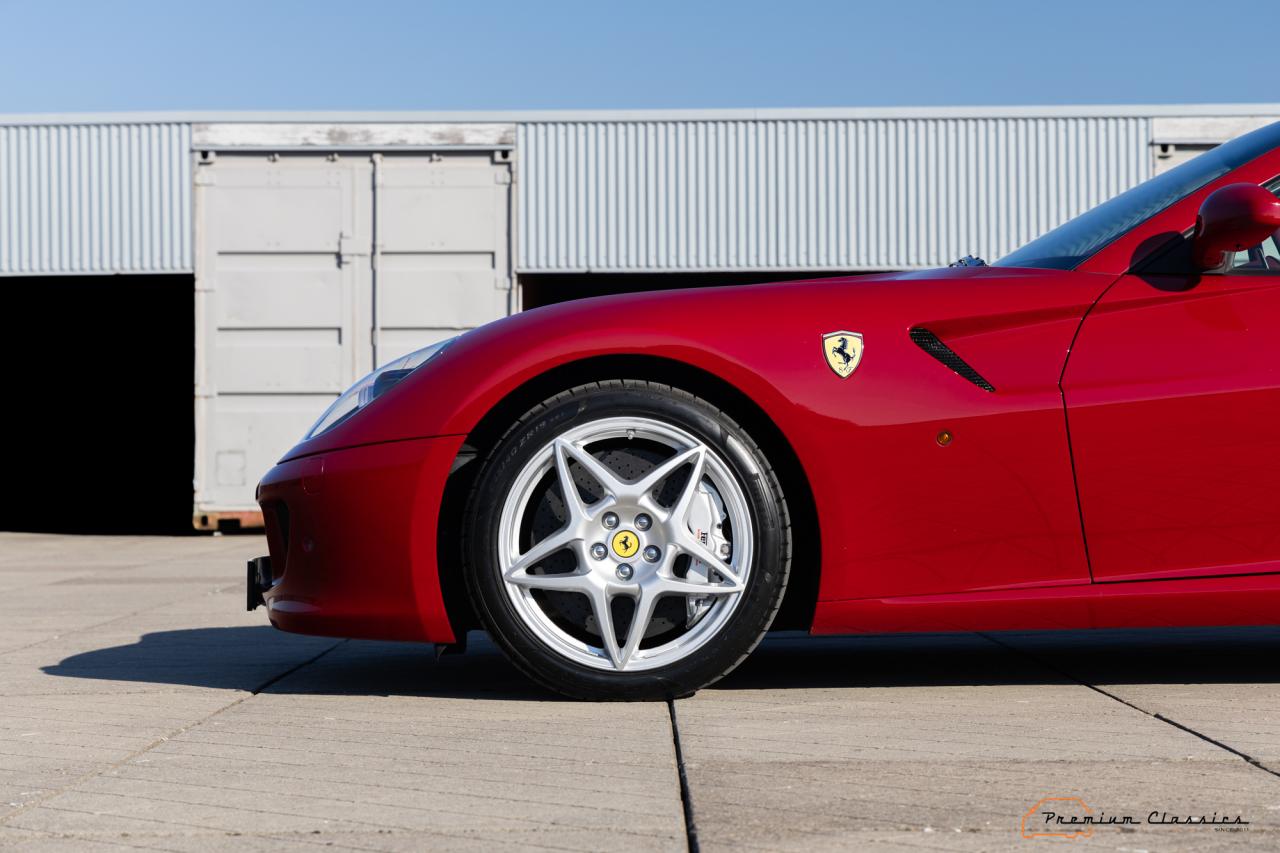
1193,183,1280,270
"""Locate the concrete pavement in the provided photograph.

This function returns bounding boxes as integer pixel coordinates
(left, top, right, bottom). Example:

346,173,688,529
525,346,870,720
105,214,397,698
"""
1,532,1277,851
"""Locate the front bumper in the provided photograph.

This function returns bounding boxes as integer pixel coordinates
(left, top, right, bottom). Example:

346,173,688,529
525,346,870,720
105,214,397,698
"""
254,434,467,643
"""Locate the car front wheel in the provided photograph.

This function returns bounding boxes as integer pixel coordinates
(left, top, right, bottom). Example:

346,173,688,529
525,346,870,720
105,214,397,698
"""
463,380,791,700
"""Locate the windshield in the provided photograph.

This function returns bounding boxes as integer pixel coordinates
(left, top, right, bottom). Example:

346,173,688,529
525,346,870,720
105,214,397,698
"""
995,121,1280,270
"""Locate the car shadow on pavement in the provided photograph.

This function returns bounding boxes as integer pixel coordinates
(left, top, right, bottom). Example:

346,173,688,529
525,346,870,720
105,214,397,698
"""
41,625,1280,698
40,626,556,701
714,627,1280,690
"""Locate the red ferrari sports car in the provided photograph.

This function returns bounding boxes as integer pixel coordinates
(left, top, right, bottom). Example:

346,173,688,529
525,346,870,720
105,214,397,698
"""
251,121,1280,700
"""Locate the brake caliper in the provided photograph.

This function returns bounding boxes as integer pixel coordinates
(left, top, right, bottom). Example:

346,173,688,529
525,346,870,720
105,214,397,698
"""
685,481,731,627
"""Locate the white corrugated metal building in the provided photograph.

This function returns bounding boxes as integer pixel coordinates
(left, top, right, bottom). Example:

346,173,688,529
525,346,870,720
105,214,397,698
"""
1,105,1276,528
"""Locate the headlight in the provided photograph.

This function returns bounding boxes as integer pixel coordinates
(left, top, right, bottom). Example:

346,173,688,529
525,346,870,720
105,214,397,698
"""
306,338,457,439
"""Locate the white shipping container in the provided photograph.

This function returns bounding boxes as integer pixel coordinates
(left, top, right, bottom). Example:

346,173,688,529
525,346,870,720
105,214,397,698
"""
191,129,514,524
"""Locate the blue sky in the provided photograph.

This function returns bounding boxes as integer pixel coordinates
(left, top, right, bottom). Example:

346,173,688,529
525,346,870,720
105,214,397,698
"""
0,0,1275,114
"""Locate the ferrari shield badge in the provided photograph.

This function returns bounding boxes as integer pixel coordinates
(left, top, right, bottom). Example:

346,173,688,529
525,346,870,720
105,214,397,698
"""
822,331,864,378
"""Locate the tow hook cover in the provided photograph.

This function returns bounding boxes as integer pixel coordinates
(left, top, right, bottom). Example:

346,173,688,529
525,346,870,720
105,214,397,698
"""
246,556,272,611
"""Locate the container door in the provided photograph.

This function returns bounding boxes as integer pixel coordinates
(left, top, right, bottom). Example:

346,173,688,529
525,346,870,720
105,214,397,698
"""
194,149,514,519
373,152,512,366
194,153,371,516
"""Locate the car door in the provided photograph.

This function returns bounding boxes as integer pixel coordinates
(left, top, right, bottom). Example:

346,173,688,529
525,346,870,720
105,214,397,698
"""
1064,180,1280,582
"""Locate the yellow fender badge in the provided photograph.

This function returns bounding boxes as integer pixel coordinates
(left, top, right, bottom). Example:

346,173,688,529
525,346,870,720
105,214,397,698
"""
822,331,864,378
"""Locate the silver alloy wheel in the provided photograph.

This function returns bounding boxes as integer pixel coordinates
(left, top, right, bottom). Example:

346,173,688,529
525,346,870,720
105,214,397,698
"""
497,416,754,672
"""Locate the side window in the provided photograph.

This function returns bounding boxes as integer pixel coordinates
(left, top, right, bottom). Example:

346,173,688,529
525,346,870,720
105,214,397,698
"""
1225,181,1280,275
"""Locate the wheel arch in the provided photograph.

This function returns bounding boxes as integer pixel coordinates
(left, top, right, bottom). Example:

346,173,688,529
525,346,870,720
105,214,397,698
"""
436,353,821,637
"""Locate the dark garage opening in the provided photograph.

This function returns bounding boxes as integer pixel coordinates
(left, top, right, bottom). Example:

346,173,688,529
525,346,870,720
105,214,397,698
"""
0,275,194,534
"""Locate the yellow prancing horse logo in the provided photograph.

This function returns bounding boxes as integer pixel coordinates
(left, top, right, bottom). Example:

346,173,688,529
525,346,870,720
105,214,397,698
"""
822,331,864,378
611,530,640,559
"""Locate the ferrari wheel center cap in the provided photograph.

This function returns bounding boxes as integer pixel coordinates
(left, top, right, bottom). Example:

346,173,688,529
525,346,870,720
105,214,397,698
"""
611,529,640,559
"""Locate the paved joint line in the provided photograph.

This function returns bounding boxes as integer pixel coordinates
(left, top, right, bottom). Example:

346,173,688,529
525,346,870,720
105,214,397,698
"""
668,698,700,853
249,638,347,696
0,639,347,825
976,631,1280,781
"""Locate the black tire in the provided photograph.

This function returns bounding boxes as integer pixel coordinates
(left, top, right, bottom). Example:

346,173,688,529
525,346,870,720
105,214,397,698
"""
462,380,791,701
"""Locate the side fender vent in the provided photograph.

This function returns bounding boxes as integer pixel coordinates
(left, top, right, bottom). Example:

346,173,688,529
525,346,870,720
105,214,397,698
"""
909,328,996,392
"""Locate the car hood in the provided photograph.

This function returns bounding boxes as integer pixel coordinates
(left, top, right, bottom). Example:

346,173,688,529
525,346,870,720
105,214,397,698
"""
281,263,1100,462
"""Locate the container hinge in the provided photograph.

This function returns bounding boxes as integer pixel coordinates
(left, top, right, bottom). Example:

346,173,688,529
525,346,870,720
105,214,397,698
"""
338,233,370,266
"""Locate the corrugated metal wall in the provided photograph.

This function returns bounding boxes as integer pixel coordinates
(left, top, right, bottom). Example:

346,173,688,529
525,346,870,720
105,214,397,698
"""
0,122,191,275
517,117,1153,272
0,114,1162,276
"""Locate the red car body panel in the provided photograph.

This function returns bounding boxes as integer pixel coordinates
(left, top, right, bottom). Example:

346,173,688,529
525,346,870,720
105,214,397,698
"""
257,132,1280,646
258,435,464,643
1065,272,1280,583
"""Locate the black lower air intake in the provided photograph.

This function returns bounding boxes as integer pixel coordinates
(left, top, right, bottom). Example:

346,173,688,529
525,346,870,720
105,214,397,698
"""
909,328,996,392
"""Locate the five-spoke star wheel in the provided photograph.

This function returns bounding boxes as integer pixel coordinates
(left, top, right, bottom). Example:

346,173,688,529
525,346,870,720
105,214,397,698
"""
497,416,754,672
